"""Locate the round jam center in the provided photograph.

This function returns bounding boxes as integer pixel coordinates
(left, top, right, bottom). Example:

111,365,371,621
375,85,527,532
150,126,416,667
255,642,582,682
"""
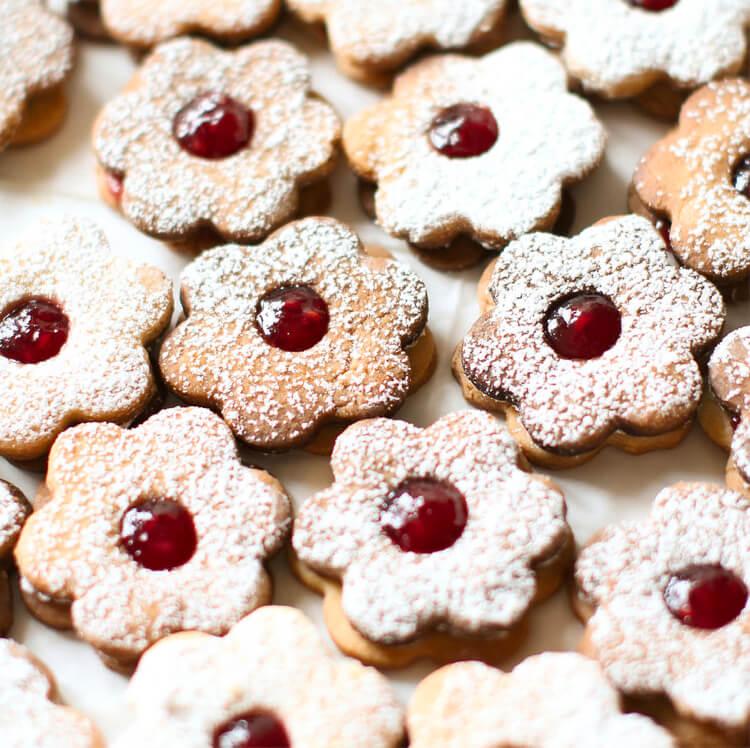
429,103,499,159
0,298,69,364
256,286,329,352
664,565,748,630
173,92,254,159
733,156,750,198
213,713,290,748
120,500,197,571
628,0,678,11
381,478,468,554
544,293,622,360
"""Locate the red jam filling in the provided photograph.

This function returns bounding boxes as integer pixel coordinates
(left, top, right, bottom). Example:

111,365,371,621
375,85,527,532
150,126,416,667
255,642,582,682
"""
256,286,329,352
213,713,290,748
173,92,254,159
654,217,672,251
429,103,499,159
381,478,468,554
544,293,622,360
664,565,748,630
731,412,742,430
120,500,197,571
0,298,69,364
733,155,750,198
105,171,124,204
628,0,678,10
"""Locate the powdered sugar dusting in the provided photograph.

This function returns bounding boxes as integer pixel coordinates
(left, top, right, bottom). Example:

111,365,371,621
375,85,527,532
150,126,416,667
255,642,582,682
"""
344,42,605,249
288,0,506,68
0,0,74,148
0,216,173,459
0,640,101,747
635,79,750,281
460,215,725,454
408,654,675,747
576,482,750,729
293,411,569,644
15,407,291,664
521,0,750,95
159,218,429,451
93,38,341,241
114,606,404,748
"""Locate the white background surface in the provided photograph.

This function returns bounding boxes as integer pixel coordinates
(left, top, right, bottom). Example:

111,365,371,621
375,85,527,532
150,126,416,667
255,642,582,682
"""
3,10,748,742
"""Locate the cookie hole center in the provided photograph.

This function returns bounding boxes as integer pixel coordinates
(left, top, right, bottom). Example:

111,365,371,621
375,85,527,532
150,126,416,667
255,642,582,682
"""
543,292,621,360
173,92,254,160
381,478,468,554
627,0,678,11
120,499,197,571
0,297,69,364
256,285,330,352
664,564,748,630
213,712,290,748
428,103,498,159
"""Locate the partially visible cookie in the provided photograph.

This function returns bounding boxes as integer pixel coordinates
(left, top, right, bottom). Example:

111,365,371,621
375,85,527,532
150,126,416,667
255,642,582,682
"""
114,606,405,747
575,482,750,747
343,42,605,268
287,0,509,84
0,482,30,635
409,653,675,747
293,411,573,668
0,0,74,149
0,639,103,747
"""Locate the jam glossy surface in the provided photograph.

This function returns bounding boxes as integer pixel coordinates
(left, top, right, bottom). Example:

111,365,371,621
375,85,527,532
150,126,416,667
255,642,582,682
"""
654,217,672,251
544,293,622,360
429,103,499,159
213,713,290,748
381,478,468,554
664,565,748,630
256,286,329,352
0,298,69,364
628,0,678,10
120,500,197,571
105,171,124,204
173,92,254,159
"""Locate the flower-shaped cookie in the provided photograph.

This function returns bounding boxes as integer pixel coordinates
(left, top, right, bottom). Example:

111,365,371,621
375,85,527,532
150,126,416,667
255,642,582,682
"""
293,411,572,667
0,217,173,462
575,482,750,742
159,218,433,453
0,640,103,748
287,0,508,83
703,326,750,495
0,481,30,635
455,215,725,469
15,407,291,671
633,79,750,286
114,606,405,747
343,42,605,257
93,38,341,244
0,0,74,149
101,0,281,48
520,0,750,100
408,654,675,747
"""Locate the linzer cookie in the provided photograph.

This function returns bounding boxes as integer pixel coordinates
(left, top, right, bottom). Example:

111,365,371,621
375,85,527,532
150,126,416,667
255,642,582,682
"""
575,482,750,747
158,218,435,454
454,215,725,469
701,326,750,495
0,0,74,150
520,0,750,119
93,38,340,248
287,0,509,84
343,42,605,269
114,606,405,748
408,654,675,747
0,482,30,635
100,0,281,49
15,407,291,672
0,217,173,462
0,640,103,747
631,80,750,290
292,411,573,668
